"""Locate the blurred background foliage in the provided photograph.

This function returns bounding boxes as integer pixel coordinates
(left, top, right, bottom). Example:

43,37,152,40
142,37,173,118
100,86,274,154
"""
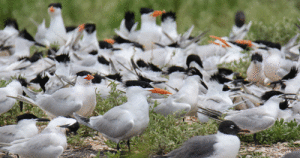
1,0,300,43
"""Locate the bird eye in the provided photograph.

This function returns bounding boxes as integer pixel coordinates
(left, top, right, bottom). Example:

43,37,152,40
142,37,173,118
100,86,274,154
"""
230,125,234,129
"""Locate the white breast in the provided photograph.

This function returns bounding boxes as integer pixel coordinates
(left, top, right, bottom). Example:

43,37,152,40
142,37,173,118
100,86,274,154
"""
210,132,240,158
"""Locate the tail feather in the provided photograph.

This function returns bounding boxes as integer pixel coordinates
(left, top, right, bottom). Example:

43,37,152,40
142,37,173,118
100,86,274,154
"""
7,95,37,107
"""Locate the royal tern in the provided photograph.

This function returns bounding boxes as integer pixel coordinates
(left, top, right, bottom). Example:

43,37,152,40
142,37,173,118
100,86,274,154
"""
74,81,171,150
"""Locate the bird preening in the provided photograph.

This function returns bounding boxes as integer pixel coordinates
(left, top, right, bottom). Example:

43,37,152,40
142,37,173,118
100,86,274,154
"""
1,2,300,158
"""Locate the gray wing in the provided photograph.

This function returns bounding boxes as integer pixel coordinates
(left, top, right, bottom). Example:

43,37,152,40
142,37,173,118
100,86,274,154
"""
90,107,134,138
0,125,17,143
166,135,217,158
225,110,275,133
282,150,300,158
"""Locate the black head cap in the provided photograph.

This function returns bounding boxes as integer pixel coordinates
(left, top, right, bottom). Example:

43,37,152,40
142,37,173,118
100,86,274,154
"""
167,66,186,74
218,68,234,76
125,80,153,88
30,74,49,92
186,67,203,79
140,8,154,14
97,56,110,65
148,63,162,72
254,40,281,50
4,18,19,30
48,3,62,9
85,23,96,34
125,11,135,32
67,121,80,135
186,54,203,68
65,26,77,32
30,52,43,63
88,50,98,55
55,54,70,63
19,29,35,42
251,53,263,62
17,113,38,122
137,59,148,68
210,73,232,84
222,85,230,91
219,120,241,135
106,73,122,82
161,11,176,22
261,90,283,101
235,11,245,28
92,74,103,84
17,77,28,87
99,41,113,49
282,66,298,80
279,99,289,110
76,71,92,77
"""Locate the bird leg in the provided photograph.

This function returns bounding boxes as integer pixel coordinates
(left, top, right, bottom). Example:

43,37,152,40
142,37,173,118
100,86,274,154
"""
253,133,259,145
127,140,130,152
117,143,120,151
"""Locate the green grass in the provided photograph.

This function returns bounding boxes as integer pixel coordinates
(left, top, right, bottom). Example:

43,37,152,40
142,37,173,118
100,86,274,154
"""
1,0,300,44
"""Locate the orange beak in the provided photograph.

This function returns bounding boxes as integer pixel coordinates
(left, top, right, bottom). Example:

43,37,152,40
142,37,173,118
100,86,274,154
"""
84,74,94,80
151,10,166,17
49,6,55,13
239,129,250,133
104,39,115,44
78,24,85,32
210,35,231,48
149,88,172,95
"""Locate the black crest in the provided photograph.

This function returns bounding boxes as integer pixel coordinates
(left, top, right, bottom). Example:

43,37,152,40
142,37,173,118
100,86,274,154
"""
48,3,62,9
235,11,245,28
261,90,283,101
125,11,135,32
254,40,281,50
99,41,113,49
186,67,203,79
97,56,110,65
125,80,153,88
282,66,298,80
30,52,43,63
67,121,80,135
4,18,19,30
161,11,176,22
88,50,98,55
30,74,49,92
251,53,263,62
17,113,38,122
106,73,122,82
148,63,162,72
65,26,76,32
17,77,28,87
137,59,148,68
55,54,70,63
186,54,203,68
140,8,154,14
218,68,233,76
210,73,232,84
76,71,92,77
167,66,186,74
19,29,35,42
92,74,103,84
85,23,96,34
279,99,289,110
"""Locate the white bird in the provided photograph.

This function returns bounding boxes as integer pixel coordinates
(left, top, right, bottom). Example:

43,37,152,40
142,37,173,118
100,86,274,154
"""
160,11,178,45
44,3,67,46
74,81,171,150
0,79,26,115
162,120,249,158
0,113,49,143
154,68,202,117
0,18,19,53
9,74,96,118
1,116,79,158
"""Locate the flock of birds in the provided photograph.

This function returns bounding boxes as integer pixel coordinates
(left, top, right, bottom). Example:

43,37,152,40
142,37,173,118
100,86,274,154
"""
1,2,300,158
